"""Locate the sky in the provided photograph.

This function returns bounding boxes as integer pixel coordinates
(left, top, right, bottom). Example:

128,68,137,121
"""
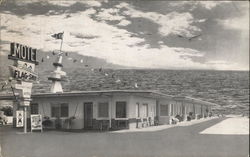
0,0,249,70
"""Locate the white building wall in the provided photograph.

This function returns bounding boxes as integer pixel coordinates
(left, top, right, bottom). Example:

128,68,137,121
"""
27,93,214,130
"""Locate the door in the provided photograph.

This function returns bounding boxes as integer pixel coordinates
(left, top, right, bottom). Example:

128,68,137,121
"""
84,102,93,129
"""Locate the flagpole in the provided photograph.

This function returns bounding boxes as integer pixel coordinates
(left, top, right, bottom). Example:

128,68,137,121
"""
49,31,66,93
59,32,64,55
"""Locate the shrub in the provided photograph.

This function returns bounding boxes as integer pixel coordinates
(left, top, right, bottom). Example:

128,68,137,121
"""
42,119,53,127
197,114,203,119
0,106,13,116
175,115,183,122
55,117,62,129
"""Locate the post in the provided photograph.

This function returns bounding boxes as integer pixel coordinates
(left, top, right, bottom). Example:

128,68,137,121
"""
109,97,112,129
60,38,63,52
24,106,27,133
59,32,64,55
168,104,172,124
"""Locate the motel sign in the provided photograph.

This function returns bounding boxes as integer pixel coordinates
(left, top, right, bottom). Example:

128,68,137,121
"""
8,43,38,82
8,42,39,133
8,42,38,100
8,42,38,64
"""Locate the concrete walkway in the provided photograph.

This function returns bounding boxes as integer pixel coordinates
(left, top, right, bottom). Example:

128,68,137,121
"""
112,117,217,133
200,117,249,135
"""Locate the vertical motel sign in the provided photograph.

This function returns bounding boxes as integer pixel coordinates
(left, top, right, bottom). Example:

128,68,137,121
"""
8,42,39,132
8,42,39,100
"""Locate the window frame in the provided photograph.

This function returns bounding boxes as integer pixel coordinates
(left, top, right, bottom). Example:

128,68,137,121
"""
30,103,39,114
142,103,148,118
60,103,69,117
115,101,127,118
98,102,109,118
51,103,69,118
171,104,174,116
135,103,140,118
160,104,169,116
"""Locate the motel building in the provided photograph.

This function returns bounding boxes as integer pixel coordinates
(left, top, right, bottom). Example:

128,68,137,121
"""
3,90,214,131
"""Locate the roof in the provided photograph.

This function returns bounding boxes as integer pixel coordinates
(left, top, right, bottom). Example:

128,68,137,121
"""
0,90,217,106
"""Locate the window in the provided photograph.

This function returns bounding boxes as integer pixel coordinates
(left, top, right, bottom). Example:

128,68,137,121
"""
171,104,174,116
116,101,126,118
135,103,140,118
153,105,156,116
30,103,38,114
61,103,69,117
141,103,148,117
182,104,185,115
51,104,60,117
160,104,169,116
51,103,69,117
98,102,109,117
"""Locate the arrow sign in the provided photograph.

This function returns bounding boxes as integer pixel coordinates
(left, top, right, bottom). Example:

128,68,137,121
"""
15,82,33,99
15,81,33,90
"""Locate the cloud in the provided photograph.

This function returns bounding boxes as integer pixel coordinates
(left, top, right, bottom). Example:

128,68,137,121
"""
206,60,248,71
198,2,219,10
70,32,99,39
80,1,102,7
115,2,129,9
169,1,230,11
48,1,76,7
121,4,200,37
215,2,249,71
117,19,131,26
96,8,125,21
195,19,206,23
48,1,102,7
217,11,249,31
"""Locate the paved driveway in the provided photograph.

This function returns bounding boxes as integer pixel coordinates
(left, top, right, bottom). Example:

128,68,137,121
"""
0,118,249,157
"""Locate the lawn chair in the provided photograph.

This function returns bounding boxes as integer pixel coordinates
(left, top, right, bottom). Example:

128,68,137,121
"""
99,120,109,131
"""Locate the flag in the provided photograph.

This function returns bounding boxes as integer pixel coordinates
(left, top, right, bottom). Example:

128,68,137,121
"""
51,32,64,39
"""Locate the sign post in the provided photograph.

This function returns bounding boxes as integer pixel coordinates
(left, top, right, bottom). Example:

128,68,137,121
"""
8,42,39,133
